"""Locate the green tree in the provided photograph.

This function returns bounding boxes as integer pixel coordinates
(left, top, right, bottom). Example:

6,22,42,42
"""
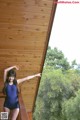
71,60,77,69
62,90,80,120
45,47,70,71
33,47,80,120
34,68,80,120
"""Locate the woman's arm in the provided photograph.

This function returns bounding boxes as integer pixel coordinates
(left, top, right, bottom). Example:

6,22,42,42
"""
17,73,41,84
4,66,19,82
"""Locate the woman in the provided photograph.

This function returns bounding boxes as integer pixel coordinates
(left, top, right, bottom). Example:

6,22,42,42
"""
3,65,41,120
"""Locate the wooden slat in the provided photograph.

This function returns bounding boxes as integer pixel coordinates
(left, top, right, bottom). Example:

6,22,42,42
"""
18,93,28,120
0,93,6,98
0,0,53,7
0,25,48,33
27,112,33,120
0,6,52,14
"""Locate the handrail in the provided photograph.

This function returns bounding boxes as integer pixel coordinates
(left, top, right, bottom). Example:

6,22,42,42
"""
18,93,29,120
0,93,6,98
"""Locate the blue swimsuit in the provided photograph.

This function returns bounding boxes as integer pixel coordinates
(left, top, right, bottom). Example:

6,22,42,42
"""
4,84,20,110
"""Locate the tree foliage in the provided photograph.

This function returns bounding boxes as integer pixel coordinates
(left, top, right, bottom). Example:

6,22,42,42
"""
33,47,80,120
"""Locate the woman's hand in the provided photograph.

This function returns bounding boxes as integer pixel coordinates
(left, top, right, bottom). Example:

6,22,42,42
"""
35,73,41,77
14,66,19,70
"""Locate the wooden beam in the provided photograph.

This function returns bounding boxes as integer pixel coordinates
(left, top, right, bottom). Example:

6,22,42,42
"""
27,112,33,120
18,93,29,120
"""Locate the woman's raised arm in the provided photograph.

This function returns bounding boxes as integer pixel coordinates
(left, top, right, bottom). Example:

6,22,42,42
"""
17,73,41,84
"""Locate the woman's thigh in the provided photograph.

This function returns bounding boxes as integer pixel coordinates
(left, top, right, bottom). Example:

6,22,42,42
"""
11,108,19,120
3,107,10,119
3,107,10,112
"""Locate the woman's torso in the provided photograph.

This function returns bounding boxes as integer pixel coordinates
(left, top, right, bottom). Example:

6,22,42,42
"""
5,84,19,105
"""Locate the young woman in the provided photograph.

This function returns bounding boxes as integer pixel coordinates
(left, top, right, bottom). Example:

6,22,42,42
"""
3,65,41,120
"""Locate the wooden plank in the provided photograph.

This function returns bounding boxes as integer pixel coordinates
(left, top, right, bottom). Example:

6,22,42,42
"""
0,56,42,62
0,25,48,36
18,93,28,120
0,98,5,112
0,38,46,44
0,26,48,32
0,12,50,19
0,49,44,55
0,30,46,38
27,112,33,120
0,0,53,7
0,3,52,12
0,44,45,50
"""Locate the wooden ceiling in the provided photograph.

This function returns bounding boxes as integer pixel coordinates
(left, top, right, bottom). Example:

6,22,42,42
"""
0,0,57,113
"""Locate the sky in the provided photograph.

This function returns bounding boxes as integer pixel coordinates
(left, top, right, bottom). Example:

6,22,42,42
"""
49,0,80,64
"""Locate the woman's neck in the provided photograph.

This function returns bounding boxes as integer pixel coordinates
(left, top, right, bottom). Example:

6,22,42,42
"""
9,82,13,85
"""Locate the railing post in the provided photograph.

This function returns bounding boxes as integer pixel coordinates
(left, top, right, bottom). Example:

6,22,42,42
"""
18,93,29,120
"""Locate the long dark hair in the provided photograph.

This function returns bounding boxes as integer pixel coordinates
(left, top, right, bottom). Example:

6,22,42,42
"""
3,69,20,94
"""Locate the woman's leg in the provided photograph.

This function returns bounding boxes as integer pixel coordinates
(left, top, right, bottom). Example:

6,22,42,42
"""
3,107,10,119
11,108,19,120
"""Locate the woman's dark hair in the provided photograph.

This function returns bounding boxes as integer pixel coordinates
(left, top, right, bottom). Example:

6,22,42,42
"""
7,69,16,77
3,69,20,94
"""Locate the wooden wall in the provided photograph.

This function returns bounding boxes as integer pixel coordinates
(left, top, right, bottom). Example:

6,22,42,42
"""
0,0,57,113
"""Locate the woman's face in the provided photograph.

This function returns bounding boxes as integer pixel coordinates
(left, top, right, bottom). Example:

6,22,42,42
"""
8,76,15,82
